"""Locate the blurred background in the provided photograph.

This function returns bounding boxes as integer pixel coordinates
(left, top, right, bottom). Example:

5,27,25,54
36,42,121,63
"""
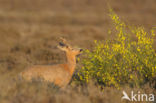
0,0,156,50
0,0,156,61
0,0,155,103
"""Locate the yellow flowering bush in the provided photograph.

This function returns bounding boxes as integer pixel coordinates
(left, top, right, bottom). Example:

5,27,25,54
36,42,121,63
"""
76,10,156,88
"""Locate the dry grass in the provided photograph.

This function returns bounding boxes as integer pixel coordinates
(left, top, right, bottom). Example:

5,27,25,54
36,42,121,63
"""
0,0,156,103
1,80,155,103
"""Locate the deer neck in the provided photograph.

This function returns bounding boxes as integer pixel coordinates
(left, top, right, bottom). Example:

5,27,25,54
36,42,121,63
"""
66,52,76,76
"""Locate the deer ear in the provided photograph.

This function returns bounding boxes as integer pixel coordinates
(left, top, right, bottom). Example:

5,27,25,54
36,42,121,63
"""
59,42,66,47
59,37,71,47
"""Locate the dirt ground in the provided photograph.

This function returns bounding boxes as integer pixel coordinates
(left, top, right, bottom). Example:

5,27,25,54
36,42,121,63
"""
0,0,156,103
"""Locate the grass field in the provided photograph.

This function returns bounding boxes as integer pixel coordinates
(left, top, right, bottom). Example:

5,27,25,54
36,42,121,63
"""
0,0,156,103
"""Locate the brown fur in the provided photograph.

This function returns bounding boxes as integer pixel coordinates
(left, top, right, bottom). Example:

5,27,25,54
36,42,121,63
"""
20,38,82,88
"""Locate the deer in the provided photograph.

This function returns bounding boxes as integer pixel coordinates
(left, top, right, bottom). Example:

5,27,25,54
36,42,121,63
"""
19,38,83,88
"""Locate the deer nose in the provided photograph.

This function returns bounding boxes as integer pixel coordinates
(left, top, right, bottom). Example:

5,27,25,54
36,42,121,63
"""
80,49,83,52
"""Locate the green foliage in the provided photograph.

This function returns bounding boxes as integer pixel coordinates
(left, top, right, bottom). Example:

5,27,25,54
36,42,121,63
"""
76,10,156,88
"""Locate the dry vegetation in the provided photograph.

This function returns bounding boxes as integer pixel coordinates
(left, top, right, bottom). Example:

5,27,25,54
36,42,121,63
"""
0,0,156,103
